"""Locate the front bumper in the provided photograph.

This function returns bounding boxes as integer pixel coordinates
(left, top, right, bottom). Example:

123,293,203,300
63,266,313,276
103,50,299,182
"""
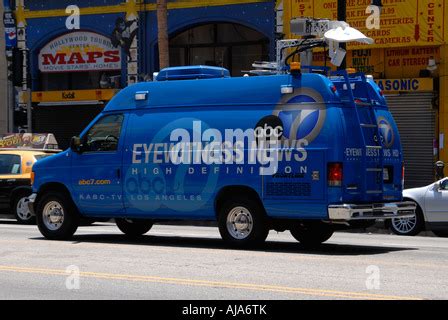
328,202,416,221
26,193,37,216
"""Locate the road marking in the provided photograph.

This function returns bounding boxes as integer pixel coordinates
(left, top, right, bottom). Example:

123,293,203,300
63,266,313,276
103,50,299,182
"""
382,242,448,249
0,236,447,271
0,265,422,300
0,225,447,271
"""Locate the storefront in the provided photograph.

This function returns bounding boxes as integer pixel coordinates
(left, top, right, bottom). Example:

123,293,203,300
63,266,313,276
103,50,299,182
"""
11,0,275,148
375,79,436,188
30,31,122,148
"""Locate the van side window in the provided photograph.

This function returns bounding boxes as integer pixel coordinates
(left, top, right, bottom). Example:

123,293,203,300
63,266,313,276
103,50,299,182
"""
83,114,124,153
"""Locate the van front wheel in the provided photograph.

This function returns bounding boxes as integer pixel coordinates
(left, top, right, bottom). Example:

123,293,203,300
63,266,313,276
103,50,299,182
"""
218,198,268,248
290,222,334,247
36,192,79,240
115,219,153,237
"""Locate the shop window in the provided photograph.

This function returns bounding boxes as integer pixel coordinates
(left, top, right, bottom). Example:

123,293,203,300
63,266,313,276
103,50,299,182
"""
169,23,269,76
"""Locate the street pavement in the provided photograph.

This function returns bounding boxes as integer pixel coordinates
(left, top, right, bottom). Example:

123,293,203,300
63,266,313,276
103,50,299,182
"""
0,219,447,300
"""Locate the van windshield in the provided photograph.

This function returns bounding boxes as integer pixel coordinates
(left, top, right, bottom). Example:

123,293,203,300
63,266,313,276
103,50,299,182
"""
0,154,21,175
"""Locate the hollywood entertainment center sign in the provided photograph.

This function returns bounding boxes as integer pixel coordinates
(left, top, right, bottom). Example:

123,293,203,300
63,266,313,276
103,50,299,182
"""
38,31,122,73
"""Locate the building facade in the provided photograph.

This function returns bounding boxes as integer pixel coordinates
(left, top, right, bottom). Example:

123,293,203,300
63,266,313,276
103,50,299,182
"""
7,0,275,149
2,0,447,187
0,2,8,133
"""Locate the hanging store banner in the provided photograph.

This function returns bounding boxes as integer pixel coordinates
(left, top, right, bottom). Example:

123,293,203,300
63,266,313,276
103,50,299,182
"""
31,89,119,103
384,46,441,78
374,78,434,93
38,31,122,73
290,0,446,49
3,0,17,50
311,49,385,77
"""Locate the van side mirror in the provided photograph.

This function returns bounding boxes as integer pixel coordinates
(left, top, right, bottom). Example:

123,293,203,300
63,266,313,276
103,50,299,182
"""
70,136,82,153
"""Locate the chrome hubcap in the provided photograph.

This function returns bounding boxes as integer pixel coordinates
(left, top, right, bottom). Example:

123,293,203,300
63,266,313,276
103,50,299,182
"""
226,206,253,240
392,217,417,234
43,201,65,231
16,197,32,221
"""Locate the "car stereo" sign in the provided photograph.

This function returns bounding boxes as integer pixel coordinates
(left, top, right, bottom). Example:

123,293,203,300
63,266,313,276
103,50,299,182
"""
38,31,122,73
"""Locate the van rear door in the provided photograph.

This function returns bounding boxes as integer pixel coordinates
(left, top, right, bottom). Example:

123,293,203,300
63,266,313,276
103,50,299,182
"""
331,72,401,203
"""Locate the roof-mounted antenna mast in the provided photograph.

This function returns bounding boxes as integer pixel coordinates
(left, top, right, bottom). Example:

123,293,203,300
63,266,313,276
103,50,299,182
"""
248,18,373,76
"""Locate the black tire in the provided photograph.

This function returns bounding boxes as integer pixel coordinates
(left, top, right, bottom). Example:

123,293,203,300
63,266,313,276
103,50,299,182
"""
390,203,424,236
36,192,79,240
12,191,35,225
79,217,97,226
290,222,334,247
218,198,269,248
115,218,153,237
432,230,448,238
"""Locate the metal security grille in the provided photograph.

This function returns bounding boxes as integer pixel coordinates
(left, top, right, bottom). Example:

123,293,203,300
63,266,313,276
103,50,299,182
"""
33,105,104,150
385,93,435,189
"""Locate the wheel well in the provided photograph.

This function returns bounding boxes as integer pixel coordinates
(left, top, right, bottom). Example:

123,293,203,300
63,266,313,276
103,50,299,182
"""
386,197,426,230
403,197,424,215
10,187,32,207
36,183,76,209
214,186,264,218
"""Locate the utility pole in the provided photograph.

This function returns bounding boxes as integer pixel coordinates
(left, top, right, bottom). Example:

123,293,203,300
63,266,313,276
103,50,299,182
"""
337,0,346,70
157,0,169,70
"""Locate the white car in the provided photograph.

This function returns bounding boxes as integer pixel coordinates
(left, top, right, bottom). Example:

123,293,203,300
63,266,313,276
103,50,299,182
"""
389,179,448,237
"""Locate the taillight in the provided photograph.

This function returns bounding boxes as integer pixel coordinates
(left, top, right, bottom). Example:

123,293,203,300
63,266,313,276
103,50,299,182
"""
30,171,35,186
328,163,343,187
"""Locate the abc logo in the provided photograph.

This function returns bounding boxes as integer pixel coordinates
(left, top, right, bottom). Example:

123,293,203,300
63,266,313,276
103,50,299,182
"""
377,117,395,148
125,172,166,195
274,88,326,144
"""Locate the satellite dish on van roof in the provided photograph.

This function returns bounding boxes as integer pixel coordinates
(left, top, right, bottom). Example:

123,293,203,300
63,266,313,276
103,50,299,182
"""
324,26,374,44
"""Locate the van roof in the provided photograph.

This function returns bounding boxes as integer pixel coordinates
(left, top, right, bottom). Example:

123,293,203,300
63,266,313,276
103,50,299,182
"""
156,65,231,81
104,72,338,113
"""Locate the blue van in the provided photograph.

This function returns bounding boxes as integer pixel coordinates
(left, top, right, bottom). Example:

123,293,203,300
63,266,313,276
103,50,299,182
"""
29,65,416,247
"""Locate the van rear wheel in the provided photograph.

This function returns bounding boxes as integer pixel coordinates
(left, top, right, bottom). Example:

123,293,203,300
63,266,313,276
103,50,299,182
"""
36,192,79,240
290,222,334,247
115,219,153,237
218,198,268,248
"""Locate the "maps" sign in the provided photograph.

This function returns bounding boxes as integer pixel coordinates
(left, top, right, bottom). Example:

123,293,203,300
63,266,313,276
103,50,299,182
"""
38,31,122,73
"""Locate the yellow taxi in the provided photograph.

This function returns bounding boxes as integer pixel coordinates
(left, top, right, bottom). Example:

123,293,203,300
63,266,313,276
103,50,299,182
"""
0,134,60,224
